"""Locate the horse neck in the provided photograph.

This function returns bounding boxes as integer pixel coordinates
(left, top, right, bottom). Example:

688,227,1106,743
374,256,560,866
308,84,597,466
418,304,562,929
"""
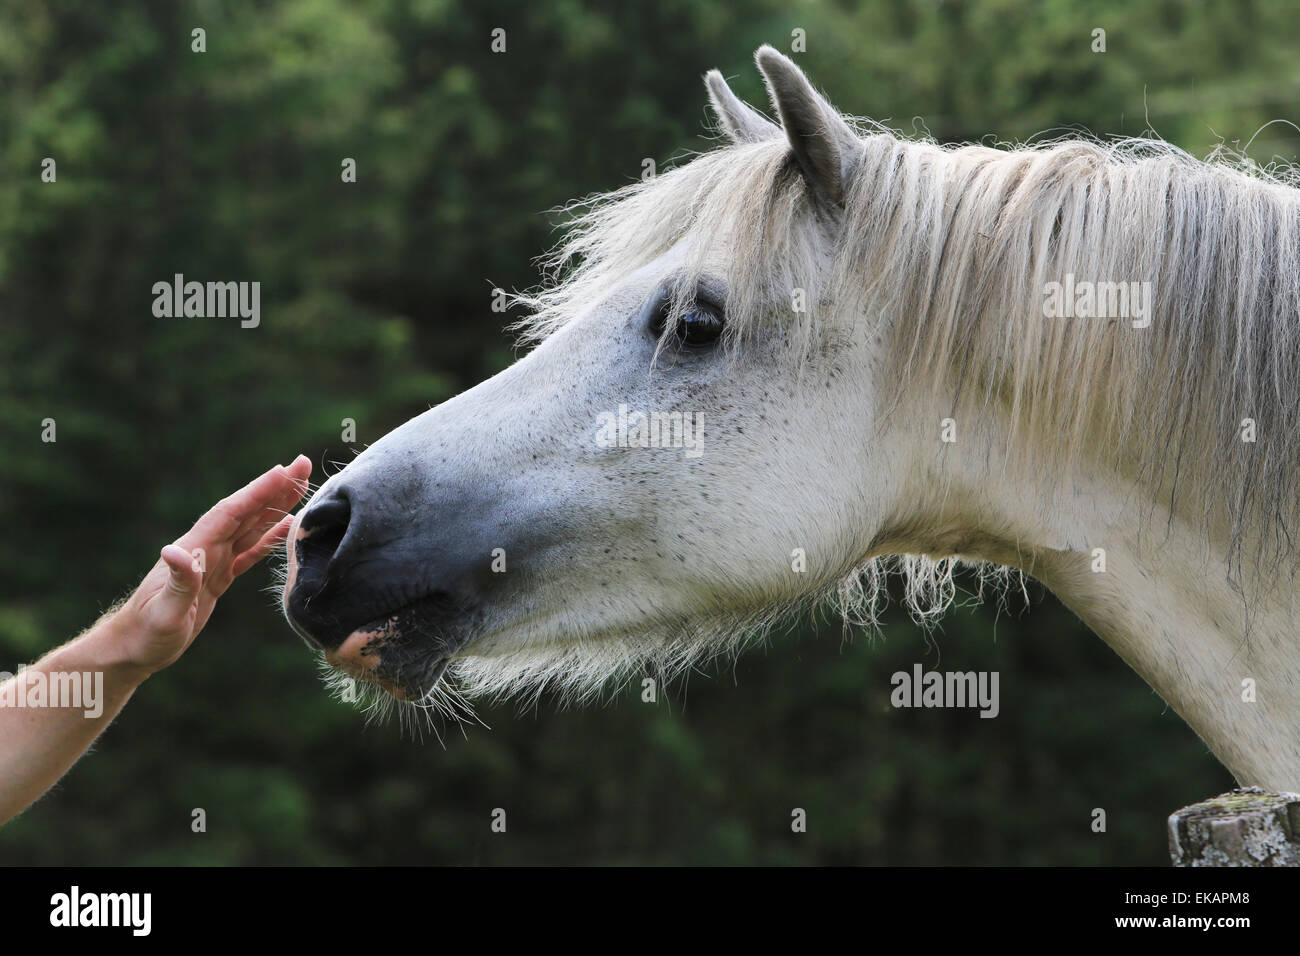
878,396,1300,789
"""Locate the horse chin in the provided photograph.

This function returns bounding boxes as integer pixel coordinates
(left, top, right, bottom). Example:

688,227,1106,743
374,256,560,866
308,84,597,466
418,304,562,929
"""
323,599,473,702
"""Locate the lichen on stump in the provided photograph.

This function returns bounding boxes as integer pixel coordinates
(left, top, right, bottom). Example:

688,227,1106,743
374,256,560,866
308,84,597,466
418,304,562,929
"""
1168,787,1300,866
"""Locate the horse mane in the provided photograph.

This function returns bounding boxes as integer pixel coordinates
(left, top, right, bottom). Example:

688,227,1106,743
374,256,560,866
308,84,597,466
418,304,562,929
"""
516,117,1300,588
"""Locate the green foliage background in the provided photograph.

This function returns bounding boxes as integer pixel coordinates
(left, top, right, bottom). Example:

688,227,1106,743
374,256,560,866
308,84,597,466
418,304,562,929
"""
6,0,1289,864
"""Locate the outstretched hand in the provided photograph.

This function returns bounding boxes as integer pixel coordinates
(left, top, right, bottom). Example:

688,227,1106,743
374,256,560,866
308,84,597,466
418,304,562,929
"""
113,455,313,675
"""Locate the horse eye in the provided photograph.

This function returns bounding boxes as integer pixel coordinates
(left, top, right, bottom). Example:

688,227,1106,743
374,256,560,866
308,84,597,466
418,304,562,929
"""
651,300,724,347
678,306,724,345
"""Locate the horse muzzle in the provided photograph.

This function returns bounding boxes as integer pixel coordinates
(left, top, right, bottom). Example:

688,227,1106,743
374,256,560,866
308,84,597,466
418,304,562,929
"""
282,471,493,700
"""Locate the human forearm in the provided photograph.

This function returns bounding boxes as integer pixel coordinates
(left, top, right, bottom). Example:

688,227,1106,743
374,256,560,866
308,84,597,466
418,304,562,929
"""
0,615,150,825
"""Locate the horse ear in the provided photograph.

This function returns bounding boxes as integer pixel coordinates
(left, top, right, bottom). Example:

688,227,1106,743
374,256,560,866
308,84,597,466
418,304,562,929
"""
704,69,779,144
754,45,859,206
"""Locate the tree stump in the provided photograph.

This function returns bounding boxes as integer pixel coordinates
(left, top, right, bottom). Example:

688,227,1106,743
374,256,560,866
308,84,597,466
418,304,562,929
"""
1168,787,1300,866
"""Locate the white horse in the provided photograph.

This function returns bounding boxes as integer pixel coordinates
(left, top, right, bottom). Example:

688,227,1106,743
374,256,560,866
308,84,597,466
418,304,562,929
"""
282,46,1300,790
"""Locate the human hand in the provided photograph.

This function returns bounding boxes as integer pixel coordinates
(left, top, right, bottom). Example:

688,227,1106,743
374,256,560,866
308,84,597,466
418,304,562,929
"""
103,455,313,676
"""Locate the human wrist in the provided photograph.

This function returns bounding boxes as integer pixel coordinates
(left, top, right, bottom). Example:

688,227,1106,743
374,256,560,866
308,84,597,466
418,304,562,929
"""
71,614,156,687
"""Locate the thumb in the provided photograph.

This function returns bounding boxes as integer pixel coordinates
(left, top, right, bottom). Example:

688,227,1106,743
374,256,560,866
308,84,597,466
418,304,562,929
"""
155,544,203,617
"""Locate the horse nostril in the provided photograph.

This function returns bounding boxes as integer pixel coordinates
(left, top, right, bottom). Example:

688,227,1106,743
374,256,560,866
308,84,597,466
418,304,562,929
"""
296,493,353,587
300,495,351,537
287,491,358,650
